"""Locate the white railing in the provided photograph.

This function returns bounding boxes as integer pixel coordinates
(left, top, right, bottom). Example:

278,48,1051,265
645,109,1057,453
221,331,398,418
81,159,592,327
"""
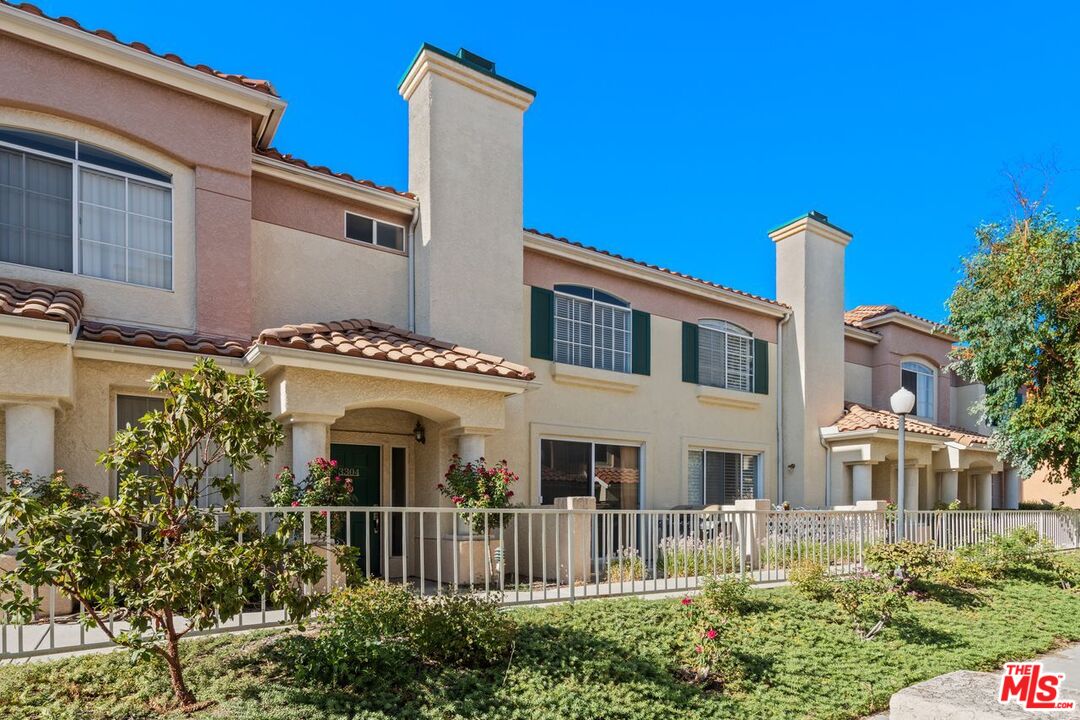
3,506,1079,660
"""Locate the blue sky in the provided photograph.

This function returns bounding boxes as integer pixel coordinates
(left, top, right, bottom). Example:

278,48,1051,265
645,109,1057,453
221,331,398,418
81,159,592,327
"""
33,1,1080,321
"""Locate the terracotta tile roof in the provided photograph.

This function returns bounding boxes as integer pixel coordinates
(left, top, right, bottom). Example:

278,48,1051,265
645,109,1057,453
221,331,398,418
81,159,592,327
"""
844,304,944,331
595,467,641,485
79,321,248,358
832,403,989,446
0,277,83,330
256,319,535,381
1,2,278,96
255,148,415,199
525,228,788,309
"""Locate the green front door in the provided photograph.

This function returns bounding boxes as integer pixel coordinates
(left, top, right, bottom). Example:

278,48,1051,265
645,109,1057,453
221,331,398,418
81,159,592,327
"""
330,443,381,576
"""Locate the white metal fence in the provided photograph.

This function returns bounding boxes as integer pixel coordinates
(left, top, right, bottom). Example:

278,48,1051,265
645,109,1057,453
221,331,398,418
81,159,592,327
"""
3,506,1079,660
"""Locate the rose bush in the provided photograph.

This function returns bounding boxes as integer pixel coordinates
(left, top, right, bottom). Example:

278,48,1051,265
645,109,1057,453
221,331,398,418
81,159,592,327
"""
437,454,518,534
268,458,354,538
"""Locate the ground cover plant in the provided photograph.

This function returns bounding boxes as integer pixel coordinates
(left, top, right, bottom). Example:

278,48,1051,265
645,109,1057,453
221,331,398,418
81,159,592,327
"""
3,551,1080,719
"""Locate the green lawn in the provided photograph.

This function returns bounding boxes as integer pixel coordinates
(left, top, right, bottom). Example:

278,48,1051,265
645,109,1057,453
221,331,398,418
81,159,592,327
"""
2,576,1079,720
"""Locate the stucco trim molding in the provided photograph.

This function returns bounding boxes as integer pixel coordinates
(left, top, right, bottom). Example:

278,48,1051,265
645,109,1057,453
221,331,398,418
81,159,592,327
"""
0,4,286,147
72,340,246,371
251,155,419,212
398,47,535,111
0,314,75,344
768,215,853,247
844,325,881,344
245,344,533,395
858,311,958,341
694,385,762,410
549,362,641,393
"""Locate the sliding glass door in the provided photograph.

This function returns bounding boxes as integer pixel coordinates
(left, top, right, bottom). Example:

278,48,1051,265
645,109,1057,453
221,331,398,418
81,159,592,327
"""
539,438,641,510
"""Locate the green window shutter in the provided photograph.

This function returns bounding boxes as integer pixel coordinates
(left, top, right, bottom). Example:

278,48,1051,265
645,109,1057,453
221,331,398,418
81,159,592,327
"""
753,338,769,395
631,310,651,375
681,322,699,384
530,286,554,360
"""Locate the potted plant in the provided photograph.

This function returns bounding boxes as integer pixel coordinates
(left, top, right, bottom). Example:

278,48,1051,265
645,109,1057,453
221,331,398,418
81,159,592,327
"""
437,455,518,582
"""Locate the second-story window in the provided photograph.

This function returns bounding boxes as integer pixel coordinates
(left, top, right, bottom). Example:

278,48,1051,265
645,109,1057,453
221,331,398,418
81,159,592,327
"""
0,127,173,290
553,284,632,373
345,211,405,252
901,360,936,419
698,320,754,392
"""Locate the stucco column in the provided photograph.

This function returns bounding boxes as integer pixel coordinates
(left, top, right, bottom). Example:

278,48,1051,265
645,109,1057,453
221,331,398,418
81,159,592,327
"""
975,473,993,511
939,470,959,506
457,434,486,464
4,404,56,478
291,419,331,476
851,464,873,503
903,466,920,512
1004,467,1021,510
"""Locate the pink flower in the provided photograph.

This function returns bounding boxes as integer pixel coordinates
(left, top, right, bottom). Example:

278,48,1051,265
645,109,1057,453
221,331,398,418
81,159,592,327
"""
681,597,692,606
506,491,514,498
451,496,464,505
705,629,717,640
320,510,328,518
290,500,299,507
330,460,338,468
695,645,704,654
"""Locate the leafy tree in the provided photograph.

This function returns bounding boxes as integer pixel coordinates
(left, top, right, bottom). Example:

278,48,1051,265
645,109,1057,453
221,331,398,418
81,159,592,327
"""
947,206,1080,489
0,359,325,708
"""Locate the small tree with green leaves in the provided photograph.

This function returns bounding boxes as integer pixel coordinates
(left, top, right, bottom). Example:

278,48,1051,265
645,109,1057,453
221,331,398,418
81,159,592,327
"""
947,205,1080,489
0,359,325,709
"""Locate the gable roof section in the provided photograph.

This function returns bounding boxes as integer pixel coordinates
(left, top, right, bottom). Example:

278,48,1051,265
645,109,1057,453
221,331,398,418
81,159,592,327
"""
256,319,535,380
832,403,989,446
0,277,83,330
525,228,788,312
1,1,277,96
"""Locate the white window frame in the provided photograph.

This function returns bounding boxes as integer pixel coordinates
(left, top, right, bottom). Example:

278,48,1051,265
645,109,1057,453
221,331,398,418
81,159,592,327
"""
698,319,754,392
901,360,936,421
537,436,644,507
687,447,762,506
0,132,174,290
553,285,633,373
343,211,407,255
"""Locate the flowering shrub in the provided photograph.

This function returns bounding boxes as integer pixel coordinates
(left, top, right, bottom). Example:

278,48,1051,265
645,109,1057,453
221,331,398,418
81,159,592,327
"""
437,455,518,534
863,540,949,591
679,595,742,689
832,571,909,640
605,547,646,582
1,464,96,507
268,458,354,538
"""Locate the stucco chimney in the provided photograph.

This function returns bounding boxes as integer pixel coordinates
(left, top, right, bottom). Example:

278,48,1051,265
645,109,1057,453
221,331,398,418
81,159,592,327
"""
770,211,852,507
399,45,535,362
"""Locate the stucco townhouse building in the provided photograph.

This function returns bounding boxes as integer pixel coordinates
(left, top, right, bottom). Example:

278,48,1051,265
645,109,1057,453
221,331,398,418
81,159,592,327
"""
0,2,1039,532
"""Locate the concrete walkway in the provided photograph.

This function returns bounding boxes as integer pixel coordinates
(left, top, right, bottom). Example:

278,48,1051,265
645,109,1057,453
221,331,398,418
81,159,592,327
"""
871,644,1080,719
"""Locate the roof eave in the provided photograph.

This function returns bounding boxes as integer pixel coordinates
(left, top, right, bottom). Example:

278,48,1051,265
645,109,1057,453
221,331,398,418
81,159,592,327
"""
524,231,790,319
251,154,419,212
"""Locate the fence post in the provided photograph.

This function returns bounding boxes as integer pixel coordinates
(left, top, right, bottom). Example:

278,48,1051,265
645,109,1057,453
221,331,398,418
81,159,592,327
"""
733,499,770,577
567,506,575,604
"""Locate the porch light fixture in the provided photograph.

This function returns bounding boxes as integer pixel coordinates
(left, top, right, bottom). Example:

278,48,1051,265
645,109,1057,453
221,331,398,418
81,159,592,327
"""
413,421,426,445
890,387,916,540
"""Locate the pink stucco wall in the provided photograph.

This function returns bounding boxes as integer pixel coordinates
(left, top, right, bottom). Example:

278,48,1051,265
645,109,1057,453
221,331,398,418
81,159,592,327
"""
523,247,779,341
865,324,955,422
0,35,256,339
251,176,412,243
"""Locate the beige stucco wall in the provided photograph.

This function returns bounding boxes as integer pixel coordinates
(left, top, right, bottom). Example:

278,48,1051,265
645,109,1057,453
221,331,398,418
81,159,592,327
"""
950,382,990,434
0,338,73,403
843,361,873,407
0,107,198,332
1022,467,1080,508
250,220,409,333
483,291,778,509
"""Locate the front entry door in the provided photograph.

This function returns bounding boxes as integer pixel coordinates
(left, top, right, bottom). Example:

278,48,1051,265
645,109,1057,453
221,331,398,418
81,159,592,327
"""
330,443,381,576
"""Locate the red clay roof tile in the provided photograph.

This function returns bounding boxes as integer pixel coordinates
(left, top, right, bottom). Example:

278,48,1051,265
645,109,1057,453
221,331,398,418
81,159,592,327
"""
832,403,989,446
0,277,83,330
78,321,249,358
1,2,278,96
255,147,416,199
255,319,535,381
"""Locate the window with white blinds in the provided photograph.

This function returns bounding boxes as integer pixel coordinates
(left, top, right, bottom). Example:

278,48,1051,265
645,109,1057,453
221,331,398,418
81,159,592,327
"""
698,320,754,391
554,284,632,373
0,127,172,289
687,449,759,505
115,395,229,507
901,361,936,420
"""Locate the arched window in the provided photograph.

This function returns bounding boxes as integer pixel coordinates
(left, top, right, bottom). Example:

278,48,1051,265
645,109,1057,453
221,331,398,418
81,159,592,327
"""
901,360,936,420
553,284,632,372
0,126,173,289
698,319,754,391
